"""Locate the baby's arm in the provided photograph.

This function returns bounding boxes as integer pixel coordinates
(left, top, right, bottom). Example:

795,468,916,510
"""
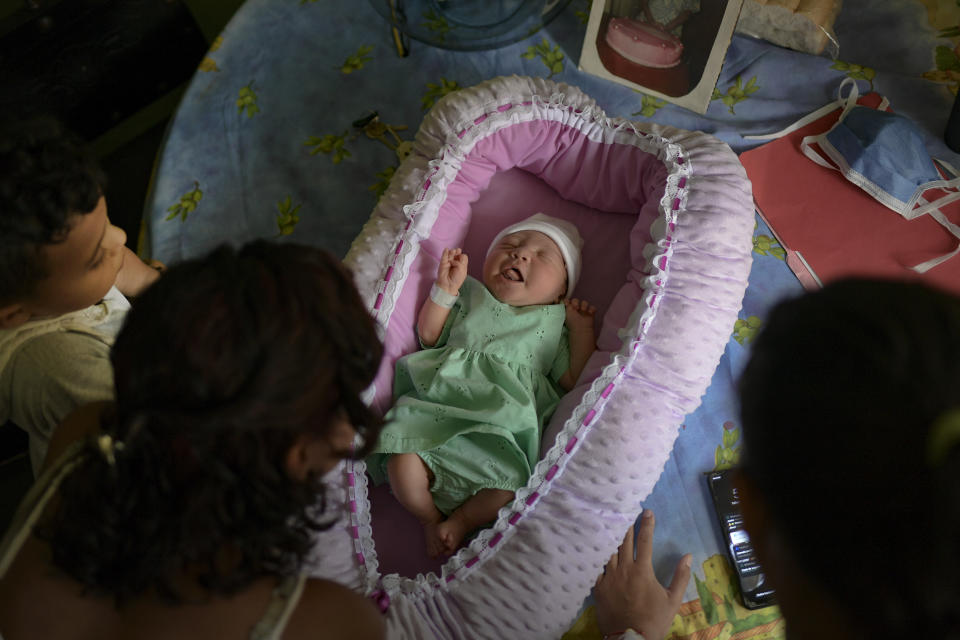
417,248,468,347
114,246,165,298
558,298,597,391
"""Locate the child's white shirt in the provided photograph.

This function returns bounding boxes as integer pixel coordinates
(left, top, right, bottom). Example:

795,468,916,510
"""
0,286,130,473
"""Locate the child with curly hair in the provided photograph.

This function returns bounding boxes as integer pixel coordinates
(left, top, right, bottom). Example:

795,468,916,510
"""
0,116,163,472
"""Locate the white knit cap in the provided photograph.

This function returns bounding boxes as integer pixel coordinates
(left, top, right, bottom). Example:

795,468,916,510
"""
486,213,584,295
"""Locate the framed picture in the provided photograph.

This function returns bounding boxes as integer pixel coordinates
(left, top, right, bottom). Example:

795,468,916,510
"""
578,0,745,114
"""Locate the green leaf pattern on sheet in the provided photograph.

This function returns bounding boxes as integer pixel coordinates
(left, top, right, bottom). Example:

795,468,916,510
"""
422,9,452,41
199,35,224,72
276,196,302,236
729,609,783,634
936,45,960,72
921,8,960,89
695,574,720,624
369,166,396,201
830,60,875,90
165,181,203,222
714,421,741,470
522,38,565,77
723,598,738,628
525,24,544,38
711,75,759,114
341,45,374,74
732,315,762,344
632,93,666,117
753,234,786,260
237,83,260,118
927,45,960,87
304,132,351,164
421,78,461,110
574,0,591,24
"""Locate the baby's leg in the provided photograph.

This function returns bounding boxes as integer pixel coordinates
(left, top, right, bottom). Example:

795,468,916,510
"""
386,453,447,557
435,488,514,556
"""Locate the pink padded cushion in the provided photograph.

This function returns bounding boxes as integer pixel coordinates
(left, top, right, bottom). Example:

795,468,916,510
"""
336,76,754,639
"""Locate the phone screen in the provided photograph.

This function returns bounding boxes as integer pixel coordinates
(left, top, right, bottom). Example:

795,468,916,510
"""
706,469,776,609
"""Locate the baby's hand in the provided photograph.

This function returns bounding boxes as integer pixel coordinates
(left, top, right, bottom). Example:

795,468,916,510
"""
564,298,596,333
436,248,468,295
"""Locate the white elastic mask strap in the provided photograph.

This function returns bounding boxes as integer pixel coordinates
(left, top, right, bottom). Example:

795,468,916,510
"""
746,77,864,142
910,161,960,273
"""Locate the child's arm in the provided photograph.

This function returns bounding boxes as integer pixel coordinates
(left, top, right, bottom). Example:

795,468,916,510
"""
558,298,597,391
417,248,468,347
114,246,165,298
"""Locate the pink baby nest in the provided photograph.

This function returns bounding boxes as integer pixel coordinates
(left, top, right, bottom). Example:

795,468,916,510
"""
305,76,754,638
605,17,683,69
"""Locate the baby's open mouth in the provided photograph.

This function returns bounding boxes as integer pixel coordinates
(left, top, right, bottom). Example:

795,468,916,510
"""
502,267,524,282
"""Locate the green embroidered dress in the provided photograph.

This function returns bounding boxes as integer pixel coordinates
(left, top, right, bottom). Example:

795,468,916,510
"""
368,276,569,514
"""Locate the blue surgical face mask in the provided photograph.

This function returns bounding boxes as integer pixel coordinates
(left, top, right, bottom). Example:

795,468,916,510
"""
821,107,947,216
800,79,960,272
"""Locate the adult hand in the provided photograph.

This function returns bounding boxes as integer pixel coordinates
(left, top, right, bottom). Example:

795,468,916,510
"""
594,510,692,640
436,247,468,295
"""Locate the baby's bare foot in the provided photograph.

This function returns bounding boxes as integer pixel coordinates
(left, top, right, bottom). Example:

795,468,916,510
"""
434,516,471,556
423,521,448,558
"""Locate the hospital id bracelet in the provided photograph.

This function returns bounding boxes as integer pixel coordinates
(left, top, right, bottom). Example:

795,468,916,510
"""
430,283,459,308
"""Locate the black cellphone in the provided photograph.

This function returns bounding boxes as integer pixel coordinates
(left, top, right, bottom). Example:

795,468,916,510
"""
705,469,776,609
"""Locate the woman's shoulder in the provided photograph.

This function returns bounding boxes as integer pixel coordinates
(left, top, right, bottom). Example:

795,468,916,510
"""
283,578,385,640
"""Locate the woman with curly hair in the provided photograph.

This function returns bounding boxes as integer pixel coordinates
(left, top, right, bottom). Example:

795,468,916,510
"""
0,241,386,639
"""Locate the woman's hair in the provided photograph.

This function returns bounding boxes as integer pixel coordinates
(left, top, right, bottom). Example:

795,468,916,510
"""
739,278,960,638
0,115,105,304
39,241,383,604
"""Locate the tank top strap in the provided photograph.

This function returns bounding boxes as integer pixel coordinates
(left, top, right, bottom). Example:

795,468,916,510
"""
0,440,87,578
248,573,308,640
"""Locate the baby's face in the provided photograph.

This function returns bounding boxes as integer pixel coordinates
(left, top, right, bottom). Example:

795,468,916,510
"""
482,230,567,306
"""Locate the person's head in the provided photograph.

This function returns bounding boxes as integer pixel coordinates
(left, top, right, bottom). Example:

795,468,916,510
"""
737,278,960,638
41,241,384,604
0,116,126,328
482,213,583,306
